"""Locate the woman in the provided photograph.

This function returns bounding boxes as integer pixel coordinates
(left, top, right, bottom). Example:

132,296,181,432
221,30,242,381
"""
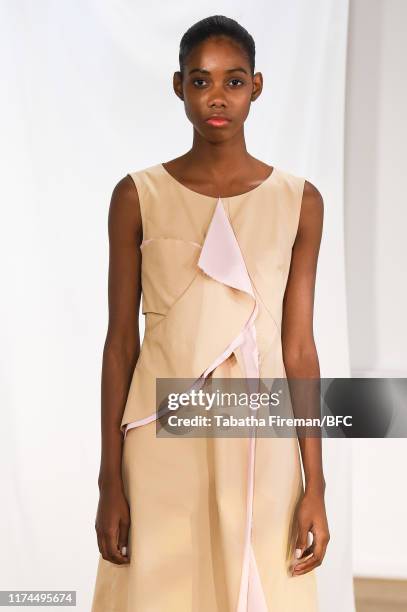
92,14,329,612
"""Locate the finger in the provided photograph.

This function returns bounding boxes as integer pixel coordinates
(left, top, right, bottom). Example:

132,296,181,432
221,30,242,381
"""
294,528,328,570
292,554,321,575
118,519,130,561
289,543,313,574
293,543,324,575
95,521,111,562
294,524,310,559
105,527,129,565
301,543,314,556
307,529,328,568
294,525,312,561
96,531,107,560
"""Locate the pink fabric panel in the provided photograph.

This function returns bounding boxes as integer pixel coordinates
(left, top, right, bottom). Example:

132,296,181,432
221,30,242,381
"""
197,199,255,296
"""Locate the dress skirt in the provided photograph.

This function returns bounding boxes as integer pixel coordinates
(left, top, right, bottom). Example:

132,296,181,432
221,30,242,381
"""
91,420,319,611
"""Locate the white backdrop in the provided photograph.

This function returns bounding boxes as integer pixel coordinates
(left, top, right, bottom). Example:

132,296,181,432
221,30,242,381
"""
0,1,353,610
346,0,407,580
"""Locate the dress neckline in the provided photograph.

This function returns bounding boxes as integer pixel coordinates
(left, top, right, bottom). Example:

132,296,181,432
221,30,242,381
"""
159,162,278,200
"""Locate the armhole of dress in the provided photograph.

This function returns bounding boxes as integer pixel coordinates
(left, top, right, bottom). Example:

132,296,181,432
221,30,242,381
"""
127,171,145,241
291,176,306,249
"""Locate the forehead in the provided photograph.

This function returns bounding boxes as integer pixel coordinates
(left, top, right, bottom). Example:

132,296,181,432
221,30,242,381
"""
185,35,250,71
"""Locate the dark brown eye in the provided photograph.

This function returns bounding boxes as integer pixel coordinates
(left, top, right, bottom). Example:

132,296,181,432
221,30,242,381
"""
229,78,244,87
192,79,207,87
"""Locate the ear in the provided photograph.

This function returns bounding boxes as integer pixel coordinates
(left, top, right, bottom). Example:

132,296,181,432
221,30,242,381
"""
173,71,184,100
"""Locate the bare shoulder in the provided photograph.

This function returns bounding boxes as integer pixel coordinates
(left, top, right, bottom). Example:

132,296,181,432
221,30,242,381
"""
291,179,324,250
298,179,324,231
110,174,140,209
302,180,324,217
302,179,324,213
108,174,142,240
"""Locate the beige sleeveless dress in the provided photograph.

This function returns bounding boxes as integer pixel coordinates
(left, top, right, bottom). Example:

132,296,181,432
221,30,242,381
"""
91,162,319,612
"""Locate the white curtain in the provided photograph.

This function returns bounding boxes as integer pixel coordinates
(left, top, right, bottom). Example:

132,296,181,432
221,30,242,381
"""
0,1,352,610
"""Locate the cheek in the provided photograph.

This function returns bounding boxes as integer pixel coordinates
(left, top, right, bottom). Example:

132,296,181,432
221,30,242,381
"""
183,98,204,123
236,96,252,119
184,106,194,124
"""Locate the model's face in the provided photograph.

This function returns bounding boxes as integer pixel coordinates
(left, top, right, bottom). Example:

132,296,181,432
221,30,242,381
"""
174,36,263,141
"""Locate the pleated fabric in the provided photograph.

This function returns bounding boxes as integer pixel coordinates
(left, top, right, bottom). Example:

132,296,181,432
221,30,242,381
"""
91,163,319,611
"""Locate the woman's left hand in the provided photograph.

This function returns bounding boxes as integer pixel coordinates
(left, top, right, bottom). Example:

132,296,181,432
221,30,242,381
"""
291,487,330,576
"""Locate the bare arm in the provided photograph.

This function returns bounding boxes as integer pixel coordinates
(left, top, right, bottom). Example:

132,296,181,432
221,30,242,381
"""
95,175,142,564
282,179,325,491
281,179,330,575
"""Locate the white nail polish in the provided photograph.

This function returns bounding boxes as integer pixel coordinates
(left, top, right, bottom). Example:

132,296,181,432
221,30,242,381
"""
295,548,302,559
121,546,127,556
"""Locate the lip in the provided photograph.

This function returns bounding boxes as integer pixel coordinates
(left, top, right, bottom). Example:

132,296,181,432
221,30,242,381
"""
205,116,231,127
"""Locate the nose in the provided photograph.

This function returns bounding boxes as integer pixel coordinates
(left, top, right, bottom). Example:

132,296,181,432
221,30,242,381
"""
208,96,227,109
209,102,226,110
207,83,227,108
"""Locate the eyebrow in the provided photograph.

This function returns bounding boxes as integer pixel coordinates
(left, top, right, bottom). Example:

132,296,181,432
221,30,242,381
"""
188,67,249,76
